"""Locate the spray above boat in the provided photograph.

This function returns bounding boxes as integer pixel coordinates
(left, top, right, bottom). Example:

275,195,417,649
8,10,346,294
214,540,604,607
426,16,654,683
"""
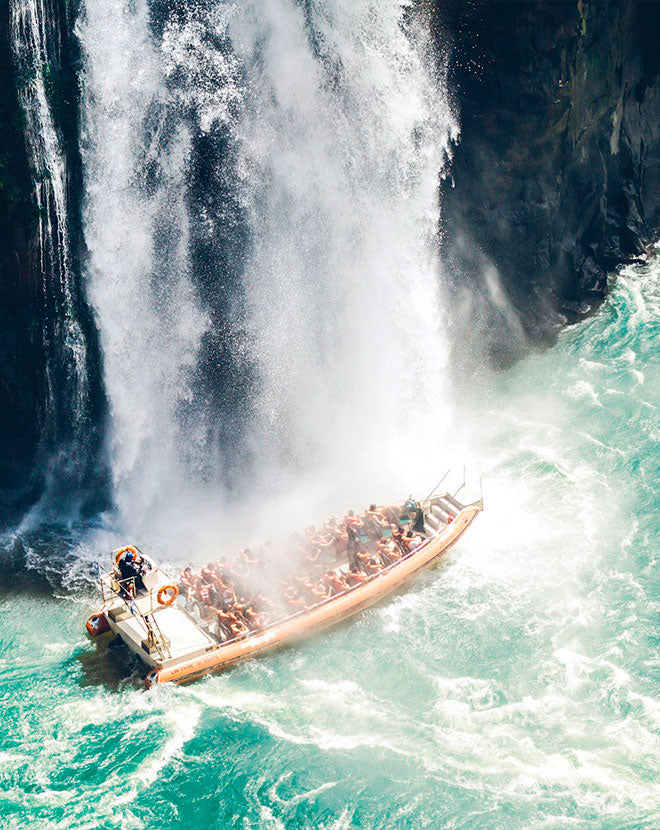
86,471,483,687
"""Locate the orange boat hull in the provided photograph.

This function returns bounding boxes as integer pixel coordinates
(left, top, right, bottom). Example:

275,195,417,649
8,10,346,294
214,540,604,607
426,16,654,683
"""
147,503,480,687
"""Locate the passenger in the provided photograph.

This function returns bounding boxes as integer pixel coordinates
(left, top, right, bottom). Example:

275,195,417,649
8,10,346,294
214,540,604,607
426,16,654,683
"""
366,503,387,523
215,609,234,640
252,591,275,615
323,570,348,595
410,533,425,550
331,525,348,563
231,600,253,629
216,608,247,639
213,559,231,580
295,575,328,603
363,515,385,541
207,580,226,609
178,566,194,600
376,540,394,566
345,568,367,587
391,527,407,555
345,523,361,571
344,509,361,528
356,552,380,575
194,579,211,612
242,605,264,630
385,540,402,562
412,506,425,533
403,531,424,552
200,566,216,587
218,584,235,610
283,585,306,611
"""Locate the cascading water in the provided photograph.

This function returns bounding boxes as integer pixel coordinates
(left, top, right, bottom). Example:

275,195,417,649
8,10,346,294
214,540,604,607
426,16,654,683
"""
77,0,458,550
230,2,456,501
10,0,91,475
77,0,208,534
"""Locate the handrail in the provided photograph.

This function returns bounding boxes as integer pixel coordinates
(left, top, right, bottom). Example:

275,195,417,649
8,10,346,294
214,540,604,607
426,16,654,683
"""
100,571,172,659
421,468,451,505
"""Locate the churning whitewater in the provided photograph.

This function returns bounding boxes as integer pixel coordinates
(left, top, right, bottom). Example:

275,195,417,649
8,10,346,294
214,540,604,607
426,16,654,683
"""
2,257,658,828
77,0,457,548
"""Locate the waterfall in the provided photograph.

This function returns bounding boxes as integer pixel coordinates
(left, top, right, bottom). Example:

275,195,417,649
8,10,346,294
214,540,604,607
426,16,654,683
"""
77,0,208,532
77,0,457,548
10,0,90,440
231,2,457,504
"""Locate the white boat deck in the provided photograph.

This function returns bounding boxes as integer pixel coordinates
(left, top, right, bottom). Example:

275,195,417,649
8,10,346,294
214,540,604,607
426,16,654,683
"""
112,605,217,667
101,556,218,669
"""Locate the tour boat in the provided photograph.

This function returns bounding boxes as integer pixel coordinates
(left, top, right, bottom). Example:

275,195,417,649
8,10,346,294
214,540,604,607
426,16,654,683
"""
86,473,483,688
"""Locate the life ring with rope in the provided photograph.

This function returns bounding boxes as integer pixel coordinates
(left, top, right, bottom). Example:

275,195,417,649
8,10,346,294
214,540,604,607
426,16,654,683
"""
145,669,159,689
157,584,179,606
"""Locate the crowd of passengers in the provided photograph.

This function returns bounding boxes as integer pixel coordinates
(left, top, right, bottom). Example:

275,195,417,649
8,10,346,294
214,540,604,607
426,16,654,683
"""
178,502,433,642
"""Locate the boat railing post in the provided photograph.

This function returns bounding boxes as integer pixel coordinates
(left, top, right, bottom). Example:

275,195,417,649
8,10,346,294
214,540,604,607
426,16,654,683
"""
422,467,450,505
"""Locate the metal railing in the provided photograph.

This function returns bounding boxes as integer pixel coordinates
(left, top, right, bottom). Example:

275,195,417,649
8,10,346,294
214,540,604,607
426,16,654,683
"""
100,570,172,661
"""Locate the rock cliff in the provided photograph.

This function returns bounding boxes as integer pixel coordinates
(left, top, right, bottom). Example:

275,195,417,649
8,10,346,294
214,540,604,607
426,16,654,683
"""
435,0,660,363
0,2,44,515
0,0,106,522
1,0,660,514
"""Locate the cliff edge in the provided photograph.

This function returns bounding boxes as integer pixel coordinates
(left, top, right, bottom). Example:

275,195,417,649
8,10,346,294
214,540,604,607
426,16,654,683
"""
436,0,660,363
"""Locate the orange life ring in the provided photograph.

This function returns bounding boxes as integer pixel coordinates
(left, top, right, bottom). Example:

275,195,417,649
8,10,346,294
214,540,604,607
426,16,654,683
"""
115,545,138,564
157,584,179,606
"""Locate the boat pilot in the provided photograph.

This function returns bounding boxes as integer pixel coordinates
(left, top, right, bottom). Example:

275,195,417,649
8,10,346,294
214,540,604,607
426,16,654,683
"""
118,550,148,595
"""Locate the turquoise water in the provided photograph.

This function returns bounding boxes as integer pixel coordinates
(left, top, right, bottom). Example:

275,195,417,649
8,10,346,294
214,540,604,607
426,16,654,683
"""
1,259,659,829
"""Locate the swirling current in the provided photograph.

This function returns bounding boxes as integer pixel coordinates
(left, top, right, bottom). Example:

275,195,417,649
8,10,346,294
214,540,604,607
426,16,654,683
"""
1,257,658,829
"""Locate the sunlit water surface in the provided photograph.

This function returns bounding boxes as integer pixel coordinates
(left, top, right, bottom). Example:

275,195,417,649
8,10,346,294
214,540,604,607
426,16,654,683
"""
1,259,658,829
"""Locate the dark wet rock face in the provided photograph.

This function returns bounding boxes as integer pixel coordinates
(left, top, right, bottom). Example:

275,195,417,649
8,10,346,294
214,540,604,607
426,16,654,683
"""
1,0,660,514
0,1,108,524
436,0,660,364
0,3,44,514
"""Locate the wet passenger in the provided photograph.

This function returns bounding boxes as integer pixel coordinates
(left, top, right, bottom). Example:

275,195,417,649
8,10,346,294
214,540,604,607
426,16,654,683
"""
346,523,360,571
323,571,348,595
345,569,367,586
178,566,194,599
